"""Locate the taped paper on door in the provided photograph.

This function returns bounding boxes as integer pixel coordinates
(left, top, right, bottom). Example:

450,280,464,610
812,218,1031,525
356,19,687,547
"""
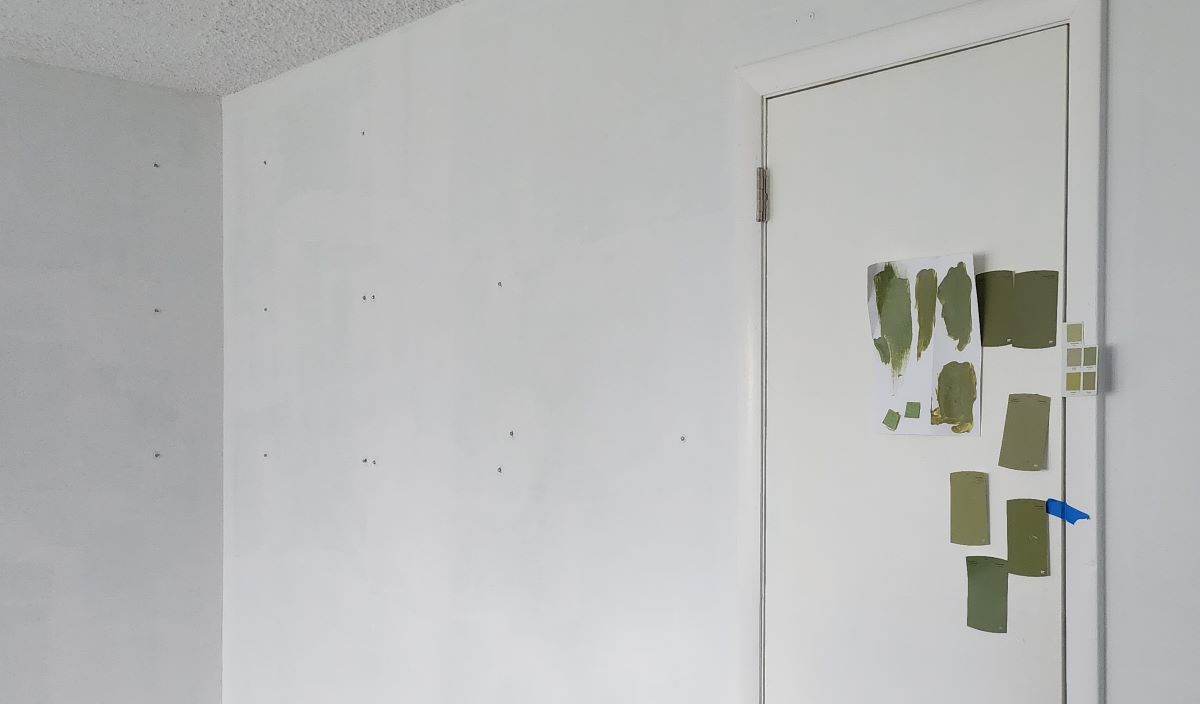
867,255,982,435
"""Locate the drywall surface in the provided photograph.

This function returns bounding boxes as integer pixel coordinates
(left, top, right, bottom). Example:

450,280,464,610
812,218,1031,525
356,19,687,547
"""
221,1,976,702
0,59,222,703
1105,1,1200,701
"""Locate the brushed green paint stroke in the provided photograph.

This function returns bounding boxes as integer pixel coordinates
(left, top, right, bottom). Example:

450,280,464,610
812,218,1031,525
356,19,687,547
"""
873,337,890,364
931,361,976,433
873,263,912,379
938,261,973,352
914,268,937,360
966,556,1008,633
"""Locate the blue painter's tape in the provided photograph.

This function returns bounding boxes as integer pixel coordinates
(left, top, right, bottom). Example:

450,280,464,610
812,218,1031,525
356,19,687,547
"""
1047,498,1091,525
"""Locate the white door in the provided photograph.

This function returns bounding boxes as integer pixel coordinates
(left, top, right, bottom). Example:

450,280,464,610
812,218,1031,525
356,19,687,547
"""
765,28,1068,703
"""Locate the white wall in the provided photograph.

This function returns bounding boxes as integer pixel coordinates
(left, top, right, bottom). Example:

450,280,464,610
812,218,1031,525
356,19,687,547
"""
222,0,1200,702
0,59,223,703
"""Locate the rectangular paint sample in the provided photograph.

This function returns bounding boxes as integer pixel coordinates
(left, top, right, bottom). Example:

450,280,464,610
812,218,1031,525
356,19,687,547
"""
1066,372,1082,392
883,409,901,431
1012,270,1060,349
1007,499,1050,577
950,471,990,545
905,401,921,418
1066,348,1083,367
1083,371,1097,391
1083,346,1098,366
976,270,1014,347
998,394,1051,471
1066,322,1084,344
966,556,1008,633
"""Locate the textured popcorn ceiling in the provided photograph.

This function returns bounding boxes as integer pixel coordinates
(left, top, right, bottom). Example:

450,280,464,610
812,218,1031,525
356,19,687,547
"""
0,0,463,95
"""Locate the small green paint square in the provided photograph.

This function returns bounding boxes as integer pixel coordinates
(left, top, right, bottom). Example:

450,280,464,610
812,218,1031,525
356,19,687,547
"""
1082,371,1097,391
1066,348,1083,367
1066,322,1084,344
905,402,921,419
1083,346,1098,366
1066,372,1082,391
883,409,901,431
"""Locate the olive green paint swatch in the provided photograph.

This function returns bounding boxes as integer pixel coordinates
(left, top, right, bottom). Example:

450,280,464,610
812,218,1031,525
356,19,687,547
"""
950,472,990,546
1012,270,1060,349
873,263,913,379
1083,346,1098,366
882,409,902,431
915,268,938,360
977,270,1015,347
938,261,974,351
1066,372,1082,391
1083,371,1097,391
932,362,977,433
905,401,921,419
998,393,1051,471
1007,499,1050,577
1066,322,1084,344
1066,348,1083,367
966,556,1008,633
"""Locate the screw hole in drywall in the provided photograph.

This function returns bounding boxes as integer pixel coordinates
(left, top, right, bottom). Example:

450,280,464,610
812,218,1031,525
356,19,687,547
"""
497,466,503,474
154,308,161,313
153,163,160,168
680,435,687,443
154,452,161,458
509,430,515,438
497,281,503,288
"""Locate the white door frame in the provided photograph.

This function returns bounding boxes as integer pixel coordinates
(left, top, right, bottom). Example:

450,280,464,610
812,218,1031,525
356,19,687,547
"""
733,1,1106,701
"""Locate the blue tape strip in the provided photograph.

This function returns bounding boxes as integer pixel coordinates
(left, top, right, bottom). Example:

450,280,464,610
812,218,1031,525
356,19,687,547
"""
1046,498,1090,525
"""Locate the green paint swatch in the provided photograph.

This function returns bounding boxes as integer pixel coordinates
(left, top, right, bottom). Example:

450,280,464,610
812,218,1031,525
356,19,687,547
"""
873,263,913,379
915,268,937,360
976,270,1015,347
938,261,974,352
1066,322,1084,344
950,472,990,546
932,362,977,433
905,401,921,419
883,409,901,431
1012,270,1060,349
1067,348,1083,367
1007,499,1050,577
966,556,1008,633
1083,371,1097,391
1083,346,1098,366
873,337,890,364
998,393,1051,471
1066,372,1082,391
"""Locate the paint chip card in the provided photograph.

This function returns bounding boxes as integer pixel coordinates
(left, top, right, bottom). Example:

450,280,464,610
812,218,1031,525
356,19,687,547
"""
1063,323,1099,396
1012,271,1059,349
998,394,1051,471
976,270,1014,347
966,556,1008,633
1007,499,1050,577
950,471,990,546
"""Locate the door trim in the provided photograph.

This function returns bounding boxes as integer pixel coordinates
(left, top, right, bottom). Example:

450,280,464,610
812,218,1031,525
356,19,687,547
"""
734,1,1106,702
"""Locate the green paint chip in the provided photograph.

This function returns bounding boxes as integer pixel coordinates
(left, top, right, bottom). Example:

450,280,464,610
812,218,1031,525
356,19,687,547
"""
1012,270,1060,349
1083,346,1098,366
998,394,1051,471
950,472,990,546
1066,348,1083,367
1066,372,1082,391
1082,371,1097,391
905,402,921,419
1007,499,1050,577
976,270,1015,347
1066,322,1085,344
882,409,901,431
966,556,1008,633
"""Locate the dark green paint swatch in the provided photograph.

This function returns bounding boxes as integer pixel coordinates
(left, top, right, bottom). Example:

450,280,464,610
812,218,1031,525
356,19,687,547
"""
915,268,937,360
932,362,977,433
938,261,974,352
977,270,1015,347
873,264,913,378
1007,499,1050,577
1012,270,1060,349
1084,346,1098,366
883,409,901,431
873,336,890,364
998,394,1051,471
951,472,990,546
905,401,921,419
966,556,1008,633
1083,371,1097,391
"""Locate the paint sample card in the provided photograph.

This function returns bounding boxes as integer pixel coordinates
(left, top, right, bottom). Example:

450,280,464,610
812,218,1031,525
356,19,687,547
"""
966,556,1008,633
1063,322,1100,396
867,255,982,436
998,394,1051,470
950,471,990,545
976,270,1015,347
1007,499,1050,577
1012,270,1060,349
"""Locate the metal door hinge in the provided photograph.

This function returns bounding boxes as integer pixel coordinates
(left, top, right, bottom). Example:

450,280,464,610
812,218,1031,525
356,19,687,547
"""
756,167,769,223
